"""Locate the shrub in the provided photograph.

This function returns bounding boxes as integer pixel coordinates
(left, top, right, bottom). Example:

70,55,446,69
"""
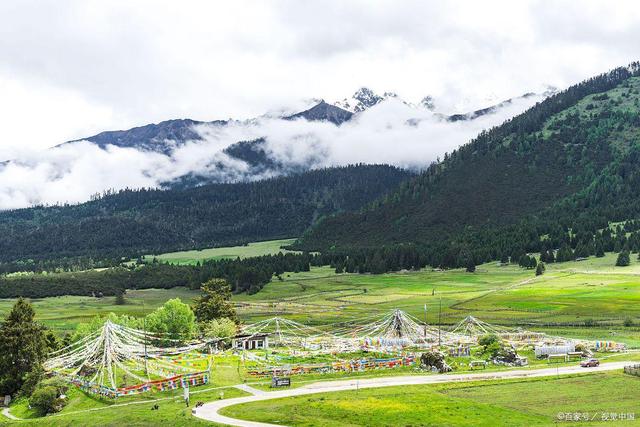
29,386,64,415
624,318,634,327
199,318,238,346
40,377,69,396
20,366,44,397
465,260,476,273
115,291,126,305
484,341,503,358
478,334,499,348
616,250,630,267
146,298,196,345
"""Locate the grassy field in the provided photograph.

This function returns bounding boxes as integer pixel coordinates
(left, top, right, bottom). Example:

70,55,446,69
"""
8,384,249,426
2,246,640,425
221,372,640,426
0,288,201,333
143,238,298,265
1,250,640,344
232,253,640,347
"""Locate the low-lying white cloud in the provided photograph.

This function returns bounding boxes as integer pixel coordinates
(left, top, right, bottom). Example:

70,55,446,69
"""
0,93,546,209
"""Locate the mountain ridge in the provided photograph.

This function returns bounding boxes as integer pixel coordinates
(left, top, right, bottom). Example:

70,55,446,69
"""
294,62,640,269
0,164,413,262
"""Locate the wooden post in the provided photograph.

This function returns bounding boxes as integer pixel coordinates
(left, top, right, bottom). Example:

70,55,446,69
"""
423,303,427,339
437,296,442,348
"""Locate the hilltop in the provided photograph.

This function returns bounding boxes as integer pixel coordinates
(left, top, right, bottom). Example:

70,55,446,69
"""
296,63,640,267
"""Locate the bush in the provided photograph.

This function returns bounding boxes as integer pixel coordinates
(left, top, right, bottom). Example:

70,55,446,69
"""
20,366,44,397
484,341,503,358
29,386,65,415
146,298,196,345
40,377,69,396
465,260,476,273
115,291,126,305
616,250,630,267
199,318,238,347
478,334,500,348
624,318,634,327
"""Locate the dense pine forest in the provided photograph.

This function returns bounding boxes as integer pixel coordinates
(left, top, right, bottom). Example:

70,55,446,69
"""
0,164,412,264
294,63,640,269
0,252,315,297
3,64,640,295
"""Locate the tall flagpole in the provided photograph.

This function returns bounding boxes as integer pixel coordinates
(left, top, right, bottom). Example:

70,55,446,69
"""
143,298,148,377
423,303,427,339
437,296,442,347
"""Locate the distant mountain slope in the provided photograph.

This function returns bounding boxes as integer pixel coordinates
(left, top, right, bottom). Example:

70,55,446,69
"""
61,93,538,157
0,164,413,262
295,63,640,258
285,101,353,125
66,118,213,154
0,86,554,210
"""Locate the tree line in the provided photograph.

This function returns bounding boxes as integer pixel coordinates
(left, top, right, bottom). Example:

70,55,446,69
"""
293,64,640,269
0,252,314,298
0,164,412,264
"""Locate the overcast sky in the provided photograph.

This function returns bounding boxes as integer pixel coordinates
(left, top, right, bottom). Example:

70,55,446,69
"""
0,0,639,157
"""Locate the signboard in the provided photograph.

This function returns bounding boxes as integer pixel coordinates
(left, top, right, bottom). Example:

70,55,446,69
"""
271,377,291,388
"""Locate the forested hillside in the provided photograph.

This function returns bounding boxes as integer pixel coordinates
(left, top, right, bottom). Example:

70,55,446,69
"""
296,64,640,268
0,165,412,264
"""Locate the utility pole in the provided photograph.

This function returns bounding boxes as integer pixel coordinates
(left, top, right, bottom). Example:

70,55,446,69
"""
143,298,148,377
423,303,427,339
437,296,442,348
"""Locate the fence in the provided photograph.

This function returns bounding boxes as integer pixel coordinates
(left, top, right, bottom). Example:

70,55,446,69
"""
624,364,640,377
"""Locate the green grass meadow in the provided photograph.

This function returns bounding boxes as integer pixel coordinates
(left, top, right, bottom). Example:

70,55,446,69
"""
2,246,640,344
3,241,640,425
231,252,640,347
9,385,249,426
143,238,298,265
221,372,640,426
0,287,202,333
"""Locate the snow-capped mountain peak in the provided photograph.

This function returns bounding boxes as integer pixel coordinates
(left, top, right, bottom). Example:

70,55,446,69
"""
334,87,436,113
335,87,386,113
419,96,435,111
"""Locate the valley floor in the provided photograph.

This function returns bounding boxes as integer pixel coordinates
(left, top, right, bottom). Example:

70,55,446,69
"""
214,368,640,427
2,246,640,425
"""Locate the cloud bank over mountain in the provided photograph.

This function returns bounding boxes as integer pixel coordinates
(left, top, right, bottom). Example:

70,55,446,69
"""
1,1,639,152
0,92,547,209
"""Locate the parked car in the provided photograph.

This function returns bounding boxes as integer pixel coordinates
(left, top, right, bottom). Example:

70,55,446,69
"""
580,358,600,367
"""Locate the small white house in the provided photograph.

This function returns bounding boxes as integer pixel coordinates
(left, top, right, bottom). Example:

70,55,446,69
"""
233,333,269,350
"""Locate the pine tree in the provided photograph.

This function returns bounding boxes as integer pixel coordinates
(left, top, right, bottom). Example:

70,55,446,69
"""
500,253,509,264
556,244,574,263
115,290,126,305
616,250,631,267
595,241,605,257
192,279,237,323
0,298,47,396
466,259,476,273
547,250,555,263
518,255,529,268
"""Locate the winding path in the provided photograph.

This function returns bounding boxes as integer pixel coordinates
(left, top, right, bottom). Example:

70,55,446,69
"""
193,361,632,427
